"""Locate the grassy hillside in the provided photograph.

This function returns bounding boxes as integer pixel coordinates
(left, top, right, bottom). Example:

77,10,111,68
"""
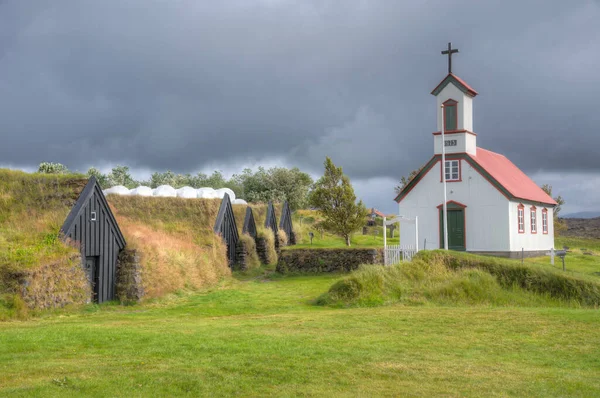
0,169,86,271
0,273,598,396
106,195,231,298
319,250,600,308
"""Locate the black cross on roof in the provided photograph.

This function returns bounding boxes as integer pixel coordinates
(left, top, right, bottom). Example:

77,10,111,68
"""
441,42,459,74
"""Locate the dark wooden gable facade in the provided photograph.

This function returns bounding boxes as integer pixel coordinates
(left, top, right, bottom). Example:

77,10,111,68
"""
242,207,257,239
60,176,126,304
264,201,279,234
279,201,295,245
214,193,239,265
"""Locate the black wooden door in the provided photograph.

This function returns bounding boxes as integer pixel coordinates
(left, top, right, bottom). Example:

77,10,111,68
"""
85,256,100,303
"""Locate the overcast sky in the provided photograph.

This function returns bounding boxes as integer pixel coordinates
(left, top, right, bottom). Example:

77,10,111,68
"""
1,1,599,214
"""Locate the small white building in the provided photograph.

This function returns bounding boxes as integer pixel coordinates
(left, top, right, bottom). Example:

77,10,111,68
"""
395,72,557,257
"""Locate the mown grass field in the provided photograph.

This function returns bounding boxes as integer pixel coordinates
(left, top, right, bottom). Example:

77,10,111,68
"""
1,267,599,397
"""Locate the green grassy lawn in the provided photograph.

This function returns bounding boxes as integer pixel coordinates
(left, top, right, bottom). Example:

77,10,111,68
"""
1,272,599,397
524,237,600,280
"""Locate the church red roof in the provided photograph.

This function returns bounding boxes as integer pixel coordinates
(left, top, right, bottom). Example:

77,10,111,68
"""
471,148,557,205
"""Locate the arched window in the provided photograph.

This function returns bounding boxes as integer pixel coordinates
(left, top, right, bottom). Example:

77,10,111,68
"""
542,208,548,234
443,99,458,131
530,206,537,234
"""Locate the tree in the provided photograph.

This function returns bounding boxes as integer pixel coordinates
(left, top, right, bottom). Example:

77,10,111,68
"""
38,162,68,174
541,184,567,235
107,165,137,188
86,167,109,188
231,166,313,210
394,166,424,194
309,157,368,246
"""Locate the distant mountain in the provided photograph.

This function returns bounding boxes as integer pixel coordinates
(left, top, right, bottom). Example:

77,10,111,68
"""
562,211,600,219
561,217,600,239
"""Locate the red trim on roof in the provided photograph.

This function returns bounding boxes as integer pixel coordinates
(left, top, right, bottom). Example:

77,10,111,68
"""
436,200,467,209
431,73,478,97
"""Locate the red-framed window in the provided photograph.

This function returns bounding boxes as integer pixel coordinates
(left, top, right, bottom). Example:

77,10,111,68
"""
530,206,537,234
442,160,461,182
517,204,525,233
443,99,458,131
542,208,548,234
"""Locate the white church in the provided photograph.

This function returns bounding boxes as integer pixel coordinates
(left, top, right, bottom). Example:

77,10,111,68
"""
395,45,556,257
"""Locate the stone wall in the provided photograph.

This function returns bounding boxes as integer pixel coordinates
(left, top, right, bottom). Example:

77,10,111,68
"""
276,248,383,273
115,248,144,303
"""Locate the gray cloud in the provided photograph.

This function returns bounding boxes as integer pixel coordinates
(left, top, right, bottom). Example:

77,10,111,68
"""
0,0,599,213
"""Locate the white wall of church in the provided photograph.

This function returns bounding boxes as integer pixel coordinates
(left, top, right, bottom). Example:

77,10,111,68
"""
508,201,555,251
398,159,510,251
435,83,473,132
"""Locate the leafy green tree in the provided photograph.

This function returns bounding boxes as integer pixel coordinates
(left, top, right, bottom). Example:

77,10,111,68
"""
309,157,368,246
232,166,312,210
107,165,137,188
37,162,68,174
394,166,423,194
86,167,109,188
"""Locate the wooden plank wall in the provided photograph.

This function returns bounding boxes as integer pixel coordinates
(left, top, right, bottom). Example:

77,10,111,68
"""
65,186,122,303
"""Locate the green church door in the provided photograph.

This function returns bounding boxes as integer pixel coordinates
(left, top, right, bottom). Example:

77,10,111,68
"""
439,208,465,251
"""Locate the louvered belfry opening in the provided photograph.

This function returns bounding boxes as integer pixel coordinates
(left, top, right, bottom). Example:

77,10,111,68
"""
214,193,239,266
60,177,126,304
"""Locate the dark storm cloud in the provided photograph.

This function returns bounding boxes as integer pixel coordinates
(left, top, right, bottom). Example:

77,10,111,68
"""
0,1,599,191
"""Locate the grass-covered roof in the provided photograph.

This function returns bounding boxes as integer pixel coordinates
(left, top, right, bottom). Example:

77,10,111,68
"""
0,169,87,272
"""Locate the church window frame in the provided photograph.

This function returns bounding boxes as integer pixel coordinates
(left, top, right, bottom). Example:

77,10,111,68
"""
442,159,461,182
517,204,525,234
530,206,537,234
443,99,458,131
542,208,548,234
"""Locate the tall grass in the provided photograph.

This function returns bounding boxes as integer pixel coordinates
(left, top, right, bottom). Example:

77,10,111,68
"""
318,250,600,308
257,227,278,265
115,216,230,299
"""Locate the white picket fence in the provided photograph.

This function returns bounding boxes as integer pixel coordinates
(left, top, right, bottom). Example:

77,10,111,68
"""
384,244,417,265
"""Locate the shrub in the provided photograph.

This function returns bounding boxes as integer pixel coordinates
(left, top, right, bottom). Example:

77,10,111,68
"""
238,233,260,270
277,230,288,247
257,228,278,265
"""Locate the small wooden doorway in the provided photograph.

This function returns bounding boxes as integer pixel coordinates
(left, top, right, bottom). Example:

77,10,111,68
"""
438,201,466,251
85,256,100,303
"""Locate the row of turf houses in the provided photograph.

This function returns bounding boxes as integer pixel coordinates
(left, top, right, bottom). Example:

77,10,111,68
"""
213,193,296,265
57,177,294,303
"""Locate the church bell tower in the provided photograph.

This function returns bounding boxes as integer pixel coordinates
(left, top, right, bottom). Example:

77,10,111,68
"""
431,43,478,156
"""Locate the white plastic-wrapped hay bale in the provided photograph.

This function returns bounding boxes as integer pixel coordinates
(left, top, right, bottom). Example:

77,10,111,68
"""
153,185,177,197
196,187,218,199
176,186,197,199
103,185,130,196
129,186,153,197
215,188,236,201
233,199,247,205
